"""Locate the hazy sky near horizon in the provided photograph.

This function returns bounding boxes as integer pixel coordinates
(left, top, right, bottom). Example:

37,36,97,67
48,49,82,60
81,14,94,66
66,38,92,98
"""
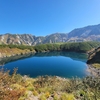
0,0,100,36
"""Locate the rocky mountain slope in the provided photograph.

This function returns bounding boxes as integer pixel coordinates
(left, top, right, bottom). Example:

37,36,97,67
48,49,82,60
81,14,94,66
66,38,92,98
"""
0,33,68,45
87,47,100,64
67,24,100,42
0,33,43,45
0,24,100,45
87,46,100,76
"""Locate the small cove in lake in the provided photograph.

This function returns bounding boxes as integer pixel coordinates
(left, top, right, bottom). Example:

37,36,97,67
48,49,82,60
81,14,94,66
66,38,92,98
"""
2,51,90,78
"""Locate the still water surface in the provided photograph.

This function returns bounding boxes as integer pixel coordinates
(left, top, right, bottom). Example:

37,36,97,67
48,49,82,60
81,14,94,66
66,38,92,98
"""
3,52,89,78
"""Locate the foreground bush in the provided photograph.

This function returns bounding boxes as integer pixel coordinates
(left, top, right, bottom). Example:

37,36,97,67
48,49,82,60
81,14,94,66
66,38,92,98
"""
0,68,100,100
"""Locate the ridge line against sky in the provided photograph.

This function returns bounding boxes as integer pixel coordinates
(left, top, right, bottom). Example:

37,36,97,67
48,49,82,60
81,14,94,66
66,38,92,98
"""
0,0,100,36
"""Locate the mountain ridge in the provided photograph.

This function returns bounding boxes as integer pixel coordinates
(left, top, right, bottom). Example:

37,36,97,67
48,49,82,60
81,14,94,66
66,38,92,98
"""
0,24,100,45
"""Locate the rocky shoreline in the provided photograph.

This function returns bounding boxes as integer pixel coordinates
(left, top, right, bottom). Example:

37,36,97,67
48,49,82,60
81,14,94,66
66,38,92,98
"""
87,64,100,77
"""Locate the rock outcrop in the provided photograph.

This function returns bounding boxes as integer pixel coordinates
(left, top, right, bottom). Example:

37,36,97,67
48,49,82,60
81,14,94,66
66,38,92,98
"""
87,47,100,64
87,47,100,76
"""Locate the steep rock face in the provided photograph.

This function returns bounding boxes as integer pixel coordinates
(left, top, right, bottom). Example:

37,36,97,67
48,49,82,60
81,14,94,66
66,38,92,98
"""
87,47,100,64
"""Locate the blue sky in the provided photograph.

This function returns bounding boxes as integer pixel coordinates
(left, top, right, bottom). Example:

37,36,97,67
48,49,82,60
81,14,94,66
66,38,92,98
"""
0,0,100,36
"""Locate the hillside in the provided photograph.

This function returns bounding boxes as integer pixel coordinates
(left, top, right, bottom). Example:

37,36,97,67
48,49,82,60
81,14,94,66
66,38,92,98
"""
0,42,99,58
34,42,100,53
0,45,35,59
0,24,100,45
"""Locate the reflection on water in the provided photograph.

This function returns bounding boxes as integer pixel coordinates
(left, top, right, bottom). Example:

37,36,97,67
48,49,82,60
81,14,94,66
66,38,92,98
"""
0,51,87,65
0,51,88,78
0,53,35,65
34,51,87,62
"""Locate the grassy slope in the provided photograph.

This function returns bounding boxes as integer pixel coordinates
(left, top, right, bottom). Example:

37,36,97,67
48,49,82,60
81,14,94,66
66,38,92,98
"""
34,41,100,53
0,45,35,58
0,41,99,55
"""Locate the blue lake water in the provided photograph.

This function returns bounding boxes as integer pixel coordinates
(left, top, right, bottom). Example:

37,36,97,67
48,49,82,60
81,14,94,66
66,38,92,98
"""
3,51,89,78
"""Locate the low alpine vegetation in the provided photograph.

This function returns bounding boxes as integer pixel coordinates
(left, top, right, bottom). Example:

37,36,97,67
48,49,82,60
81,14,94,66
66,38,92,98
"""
0,68,100,100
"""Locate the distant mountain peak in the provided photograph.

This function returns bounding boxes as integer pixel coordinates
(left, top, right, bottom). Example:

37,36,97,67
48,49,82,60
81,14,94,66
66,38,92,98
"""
0,23,100,45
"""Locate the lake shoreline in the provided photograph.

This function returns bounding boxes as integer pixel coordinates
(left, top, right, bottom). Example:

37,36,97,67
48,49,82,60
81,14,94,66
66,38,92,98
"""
87,64,100,77
1,51,88,78
0,52,36,65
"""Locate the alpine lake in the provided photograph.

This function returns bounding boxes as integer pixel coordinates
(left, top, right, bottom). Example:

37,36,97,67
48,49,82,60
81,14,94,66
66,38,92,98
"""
0,51,90,78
